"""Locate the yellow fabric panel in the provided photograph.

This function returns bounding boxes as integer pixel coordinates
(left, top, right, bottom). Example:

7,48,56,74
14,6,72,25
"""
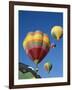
43,34,50,46
23,31,50,49
23,32,33,48
33,31,43,41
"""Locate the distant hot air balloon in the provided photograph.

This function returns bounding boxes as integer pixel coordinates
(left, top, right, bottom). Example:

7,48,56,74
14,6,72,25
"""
44,62,52,73
51,26,63,40
51,43,56,48
23,31,51,72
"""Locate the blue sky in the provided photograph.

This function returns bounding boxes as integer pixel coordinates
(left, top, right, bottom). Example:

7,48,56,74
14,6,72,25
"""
19,10,63,78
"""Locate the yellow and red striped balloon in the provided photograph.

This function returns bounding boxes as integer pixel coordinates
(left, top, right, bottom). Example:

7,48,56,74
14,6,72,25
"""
23,31,50,64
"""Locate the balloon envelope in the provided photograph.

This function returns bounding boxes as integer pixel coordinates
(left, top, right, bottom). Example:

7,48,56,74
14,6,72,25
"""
44,62,52,72
51,26,63,40
23,31,50,64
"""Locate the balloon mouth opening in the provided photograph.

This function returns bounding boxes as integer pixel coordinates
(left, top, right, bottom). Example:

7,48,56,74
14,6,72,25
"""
34,59,39,64
57,37,59,40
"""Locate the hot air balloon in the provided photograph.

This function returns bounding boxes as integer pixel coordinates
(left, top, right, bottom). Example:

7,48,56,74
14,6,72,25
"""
51,43,56,48
23,31,51,72
44,62,52,73
51,26,63,40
